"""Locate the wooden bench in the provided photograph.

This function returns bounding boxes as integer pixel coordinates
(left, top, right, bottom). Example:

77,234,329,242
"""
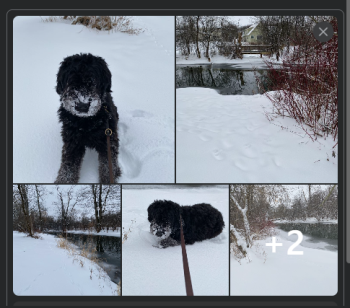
241,45,272,58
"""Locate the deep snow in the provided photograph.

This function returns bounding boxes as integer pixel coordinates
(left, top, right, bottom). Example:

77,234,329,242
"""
122,186,229,296
13,231,118,295
13,16,174,183
230,228,337,296
176,88,337,183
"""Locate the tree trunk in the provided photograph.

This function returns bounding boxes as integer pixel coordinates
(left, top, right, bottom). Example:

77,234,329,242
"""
17,185,33,236
195,16,201,58
205,42,209,59
35,185,43,232
61,204,66,233
92,184,103,233
98,183,103,232
230,194,252,248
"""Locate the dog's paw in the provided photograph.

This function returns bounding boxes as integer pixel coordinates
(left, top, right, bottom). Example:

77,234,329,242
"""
152,244,163,249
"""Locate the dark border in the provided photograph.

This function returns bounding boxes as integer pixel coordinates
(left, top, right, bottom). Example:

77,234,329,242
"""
7,7,346,308
120,185,123,297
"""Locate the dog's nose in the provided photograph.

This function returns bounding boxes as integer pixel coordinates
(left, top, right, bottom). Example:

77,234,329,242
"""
156,231,163,237
75,101,91,113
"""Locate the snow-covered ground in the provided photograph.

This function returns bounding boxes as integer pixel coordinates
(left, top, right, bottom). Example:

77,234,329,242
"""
122,186,229,295
176,88,337,183
176,54,270,69
273,218,338,224
63,229,121,237
13,16,174,183
230,228,337,296
13,231,118,295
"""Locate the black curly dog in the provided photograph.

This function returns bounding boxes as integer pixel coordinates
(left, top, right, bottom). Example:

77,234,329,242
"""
55,53,121,183
147,200,225,248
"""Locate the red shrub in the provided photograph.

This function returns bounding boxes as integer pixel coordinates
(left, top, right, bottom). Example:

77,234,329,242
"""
262,18,338,147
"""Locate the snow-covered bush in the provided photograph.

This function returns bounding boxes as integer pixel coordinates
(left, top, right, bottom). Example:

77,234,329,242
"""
229,185,286,262
122,219,136,244
43,16,143,34
230,226,248,262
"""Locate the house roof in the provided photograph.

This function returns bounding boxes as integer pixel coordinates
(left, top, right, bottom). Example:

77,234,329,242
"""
245,23,259,36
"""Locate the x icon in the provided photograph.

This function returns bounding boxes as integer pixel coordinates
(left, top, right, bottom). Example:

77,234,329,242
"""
319,27,328,37
313,21,334,42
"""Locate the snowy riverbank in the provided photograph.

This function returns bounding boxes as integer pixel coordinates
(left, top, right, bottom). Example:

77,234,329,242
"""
230,228,337,296
273,218,338,224
63,229,121,237
13,16,174,183
176,54,269,69
122,186,229,295
176,88,337,183
13,231,118,295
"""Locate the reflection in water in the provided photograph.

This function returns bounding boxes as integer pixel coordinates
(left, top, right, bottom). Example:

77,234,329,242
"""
48,231,121,284
176,66,272,95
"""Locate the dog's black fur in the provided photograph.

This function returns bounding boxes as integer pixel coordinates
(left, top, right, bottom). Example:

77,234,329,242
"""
147,200,225,248
55,53,121,183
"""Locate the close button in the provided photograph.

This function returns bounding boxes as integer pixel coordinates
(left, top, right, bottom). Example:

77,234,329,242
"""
313,21,334,43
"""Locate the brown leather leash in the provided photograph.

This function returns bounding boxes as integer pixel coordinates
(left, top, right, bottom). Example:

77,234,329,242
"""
104,106,115,184
180,214,194,296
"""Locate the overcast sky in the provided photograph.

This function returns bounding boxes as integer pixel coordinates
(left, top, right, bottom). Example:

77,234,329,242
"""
227,16,256,26
31,184,333,216
39,185,120,218
283,185,334,201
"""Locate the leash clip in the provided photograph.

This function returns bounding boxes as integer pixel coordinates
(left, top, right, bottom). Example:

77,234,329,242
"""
105,128,113,136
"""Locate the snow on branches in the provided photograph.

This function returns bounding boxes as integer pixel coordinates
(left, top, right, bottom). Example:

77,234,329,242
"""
261,17,338,148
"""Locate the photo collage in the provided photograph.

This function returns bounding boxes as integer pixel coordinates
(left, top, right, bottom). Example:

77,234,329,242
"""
11,14,340,301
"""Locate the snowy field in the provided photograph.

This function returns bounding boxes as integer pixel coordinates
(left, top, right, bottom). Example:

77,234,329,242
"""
176,88,337,183
122,186,229,296
13,16,174,183
13,231,118,295
230,228,337,296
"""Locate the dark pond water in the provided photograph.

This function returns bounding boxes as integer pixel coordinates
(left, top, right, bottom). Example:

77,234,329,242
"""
275,222,338,252
176,65,272,95
47,231,121,284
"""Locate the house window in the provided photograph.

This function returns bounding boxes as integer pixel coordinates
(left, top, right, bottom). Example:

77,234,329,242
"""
251,35,254,38
257,35,263,40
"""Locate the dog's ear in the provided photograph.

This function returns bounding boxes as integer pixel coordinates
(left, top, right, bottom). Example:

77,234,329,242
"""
56,55,75,95
94,56,112,95
147,199,160,223
147,201,155,222
168,201,181,230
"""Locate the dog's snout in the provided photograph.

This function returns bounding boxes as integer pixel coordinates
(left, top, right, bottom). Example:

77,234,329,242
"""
75,101,91,113
156,231,163,237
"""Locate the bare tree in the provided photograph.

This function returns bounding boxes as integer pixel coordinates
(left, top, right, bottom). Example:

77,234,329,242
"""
81,185,121,233
14,185,34,236
34,185,49,232
176,16,240,60
200,16,226,60
230,184,287,256
176,16,197,56
230,191,252,248
195,16,201,58
54,185,82,233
